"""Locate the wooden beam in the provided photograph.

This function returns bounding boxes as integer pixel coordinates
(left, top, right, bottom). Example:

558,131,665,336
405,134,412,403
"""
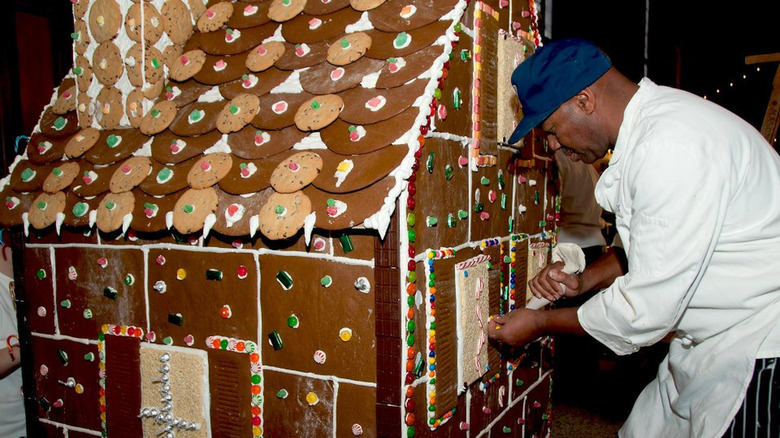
745,53,780,65
759,65,780,145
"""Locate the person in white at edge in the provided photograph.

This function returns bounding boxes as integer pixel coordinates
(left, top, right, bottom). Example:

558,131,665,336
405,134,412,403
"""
0,245,25,438
488,38,780,438
554,148,607,265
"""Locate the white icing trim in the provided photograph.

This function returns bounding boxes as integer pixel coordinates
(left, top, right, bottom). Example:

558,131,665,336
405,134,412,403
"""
293,132,327,150
270,69,305,94
24,241,377,267
38,418,102,436
303,212,315,246
202,213,216,239
345,12,373,33
203,134,232,154
198,86,224,103
249,215,259,237
262,365,377,387
132,137,154,157
55,212,65,235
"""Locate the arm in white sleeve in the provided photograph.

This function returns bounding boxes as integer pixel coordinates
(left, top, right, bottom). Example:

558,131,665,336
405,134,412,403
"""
578,140,730,355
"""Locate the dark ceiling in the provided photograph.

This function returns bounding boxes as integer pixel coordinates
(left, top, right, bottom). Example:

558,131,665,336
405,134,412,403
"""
550,0,780,131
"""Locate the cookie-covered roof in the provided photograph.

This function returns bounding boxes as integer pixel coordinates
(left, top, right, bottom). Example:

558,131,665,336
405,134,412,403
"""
0,0,466,241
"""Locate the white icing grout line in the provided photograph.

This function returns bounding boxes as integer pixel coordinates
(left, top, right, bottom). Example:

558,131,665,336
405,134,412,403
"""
261,365,376,388
24,242,376,268
38,418,102,436
332,380,339,438
49,247,59,336
473,369,553,438
31,331,97,345
254,250,264,431
142,247,151,336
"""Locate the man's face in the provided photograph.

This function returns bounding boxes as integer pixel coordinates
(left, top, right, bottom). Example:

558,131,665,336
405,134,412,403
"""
540,98,609,164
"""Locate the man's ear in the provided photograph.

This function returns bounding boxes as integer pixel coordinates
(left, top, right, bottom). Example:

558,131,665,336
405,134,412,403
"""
574,87,596,114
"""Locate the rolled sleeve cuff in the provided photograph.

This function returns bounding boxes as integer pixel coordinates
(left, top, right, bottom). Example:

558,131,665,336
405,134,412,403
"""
577,293,640,356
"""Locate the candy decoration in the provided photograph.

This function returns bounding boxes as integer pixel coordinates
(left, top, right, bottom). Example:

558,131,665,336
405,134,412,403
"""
287,314,299,328
313,350,326,364
320,275,332,288
103,287,118,300
168,313,184,326
277,389,289,399
339,235,354,253
339,328,352,342
206,269,223,281
306,392,319,405
276,270,293,290
220,305,232,319
354,277,371,294
268,331,283,350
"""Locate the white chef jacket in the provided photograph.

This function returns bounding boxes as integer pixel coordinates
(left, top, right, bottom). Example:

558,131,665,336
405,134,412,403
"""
578,78,780,438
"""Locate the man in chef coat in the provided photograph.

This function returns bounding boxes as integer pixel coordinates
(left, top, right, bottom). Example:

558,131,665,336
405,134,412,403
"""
489,38,780,438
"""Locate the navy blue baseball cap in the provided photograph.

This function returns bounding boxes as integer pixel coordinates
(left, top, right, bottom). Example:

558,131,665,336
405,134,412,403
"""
508,38,611,144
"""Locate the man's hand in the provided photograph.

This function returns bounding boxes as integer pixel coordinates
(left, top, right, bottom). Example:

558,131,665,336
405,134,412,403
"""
487,309,545,347
528,261,583,301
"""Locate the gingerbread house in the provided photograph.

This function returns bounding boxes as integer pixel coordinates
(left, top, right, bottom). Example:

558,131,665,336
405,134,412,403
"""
0,0,557,436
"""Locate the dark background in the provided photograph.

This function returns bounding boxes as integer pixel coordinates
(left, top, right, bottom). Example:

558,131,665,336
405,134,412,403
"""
1,0,778,172
550,0,780,135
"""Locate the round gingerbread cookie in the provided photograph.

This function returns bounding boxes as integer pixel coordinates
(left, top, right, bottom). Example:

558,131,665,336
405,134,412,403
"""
28,192,67,230
89,0,122,44
65,128,100,158
246,41,286,72
141,80,165,100
43,162,81,193
327,32,372,66
270,151,323,193
257,191,312,239
125,2,164,44
140,100,178,135
96,191,135,233
72,0,89,19
95,86,123,130
76,94,94,129
169,49,207,82
110,156,153,193
74,55,93,92
187,152,233,189
188,0,208,21
350,0,386,11
268,0,306,22
52,85,77,115
125,43,165,88
92,42,124,86
197,2,234,33
73,20,91,56
294,94,343,131
161,0,194,46
172,187,218,234
217,93,260,134
162,45,185,70
125,89,146,128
